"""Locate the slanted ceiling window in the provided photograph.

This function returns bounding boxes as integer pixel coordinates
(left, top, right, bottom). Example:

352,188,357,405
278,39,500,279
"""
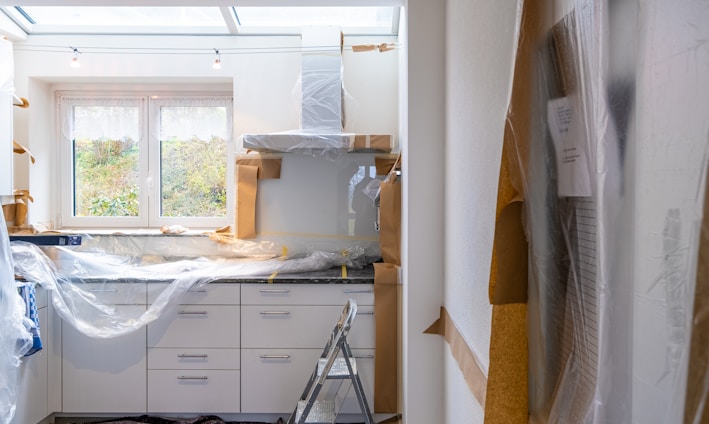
2,5,400,35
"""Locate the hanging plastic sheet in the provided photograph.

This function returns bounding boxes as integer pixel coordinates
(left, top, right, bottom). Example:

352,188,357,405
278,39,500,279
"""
0,216,32,424
11,241,368,340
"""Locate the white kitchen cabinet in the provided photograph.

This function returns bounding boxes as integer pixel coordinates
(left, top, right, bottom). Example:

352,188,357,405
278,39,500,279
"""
61,284,147,414
240,283,375,415
11,287,48,424
146,283,240,414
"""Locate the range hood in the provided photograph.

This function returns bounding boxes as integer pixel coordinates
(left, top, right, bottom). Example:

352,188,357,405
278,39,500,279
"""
241,26,392,155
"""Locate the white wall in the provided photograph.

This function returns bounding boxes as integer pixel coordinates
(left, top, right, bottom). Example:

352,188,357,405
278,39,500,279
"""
444,0,520,421
10,33,398,253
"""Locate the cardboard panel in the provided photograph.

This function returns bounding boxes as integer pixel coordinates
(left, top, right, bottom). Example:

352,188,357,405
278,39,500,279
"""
235,164,258,239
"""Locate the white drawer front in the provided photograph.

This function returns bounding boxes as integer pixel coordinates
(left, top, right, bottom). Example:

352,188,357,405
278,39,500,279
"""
148,348,240,370
148,305,240,348
241,305,374,349
147,282,240,305
240,348,322,413
148,369,240,414
34,286,48,309
241,284,374,306
76,282,147,305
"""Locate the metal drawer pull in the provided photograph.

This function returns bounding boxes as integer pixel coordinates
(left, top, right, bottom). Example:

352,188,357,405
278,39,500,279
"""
358,311,374,315
259,355,291,359
343,288,373,294
88,288,118,293
177,310,208,315
188,289,207,293
259,311,291,316
177,376,208,380
354,354,375,359
259,289,290,293
178,354,208,359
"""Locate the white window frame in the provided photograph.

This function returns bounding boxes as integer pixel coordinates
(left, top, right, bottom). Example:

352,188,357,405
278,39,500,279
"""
57,92,234,230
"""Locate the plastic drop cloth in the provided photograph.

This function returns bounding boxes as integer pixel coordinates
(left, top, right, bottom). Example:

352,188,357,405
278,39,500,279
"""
0,217,33,424
10,242,368,340
515,0,709,423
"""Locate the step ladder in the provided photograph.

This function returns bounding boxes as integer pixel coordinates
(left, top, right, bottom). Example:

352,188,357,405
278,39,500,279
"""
287,299,374,424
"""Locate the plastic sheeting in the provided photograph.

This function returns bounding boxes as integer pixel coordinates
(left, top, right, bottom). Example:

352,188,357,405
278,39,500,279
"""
11,242,368,339
0,216,32,424
517,0,709,423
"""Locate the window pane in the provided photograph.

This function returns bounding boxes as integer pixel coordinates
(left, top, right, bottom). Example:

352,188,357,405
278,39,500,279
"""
160,106,227,218
73,106,140,217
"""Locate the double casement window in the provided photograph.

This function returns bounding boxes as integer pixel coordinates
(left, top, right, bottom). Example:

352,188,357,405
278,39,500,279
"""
58,93,233,229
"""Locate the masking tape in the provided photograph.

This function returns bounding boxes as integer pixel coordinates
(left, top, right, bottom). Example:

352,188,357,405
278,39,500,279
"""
341,264,348,279
424,306,487,407
268,272,278,284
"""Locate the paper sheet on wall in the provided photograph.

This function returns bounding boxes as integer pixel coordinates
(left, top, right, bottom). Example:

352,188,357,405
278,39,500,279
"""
547,97,592,197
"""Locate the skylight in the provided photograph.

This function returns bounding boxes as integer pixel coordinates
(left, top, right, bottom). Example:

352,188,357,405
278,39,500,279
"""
2,5,399,36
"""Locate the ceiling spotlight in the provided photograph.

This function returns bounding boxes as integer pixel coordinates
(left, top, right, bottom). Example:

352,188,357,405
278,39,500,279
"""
70,47,80,68
212,48,221,70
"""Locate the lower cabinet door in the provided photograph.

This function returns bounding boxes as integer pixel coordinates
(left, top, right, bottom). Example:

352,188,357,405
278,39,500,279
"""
148,369,240,414
240,348,322,414
337,349,375,414
12,308,48,424
62,305,147,413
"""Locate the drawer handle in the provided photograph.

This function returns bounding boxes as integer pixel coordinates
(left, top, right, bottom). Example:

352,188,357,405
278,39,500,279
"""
259,355,291,359
259,311,291,316
178,354,209,359
87,288,118,293
354,354,375,359
177,376,208,380
358,311,374,316
188,289,208,293
343,288,373,294
178,310,208,315
259,289,291,293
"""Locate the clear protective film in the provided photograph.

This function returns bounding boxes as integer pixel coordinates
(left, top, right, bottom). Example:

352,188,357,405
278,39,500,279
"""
11,241,368,340
0,216,32,424
519,0,709,423
522,1,634,422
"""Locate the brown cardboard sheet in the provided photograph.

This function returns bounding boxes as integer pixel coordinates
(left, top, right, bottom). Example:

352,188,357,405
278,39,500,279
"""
424,307,488,407
379,155,401,265
235,157,282,179
375,157,399,176
490,197,528,305
373,262,400,413
235,164,258,239
684,164,709,424
13,141,35,164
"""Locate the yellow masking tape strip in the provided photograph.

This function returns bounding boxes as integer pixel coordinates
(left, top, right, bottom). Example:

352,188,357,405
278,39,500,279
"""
341,265,348,279
268,272,278,284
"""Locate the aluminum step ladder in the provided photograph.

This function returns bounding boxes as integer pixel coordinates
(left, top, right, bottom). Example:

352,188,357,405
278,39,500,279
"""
287,299,374,424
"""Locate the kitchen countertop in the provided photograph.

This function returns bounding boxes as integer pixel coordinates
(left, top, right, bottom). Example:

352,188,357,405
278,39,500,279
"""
79,263,375,285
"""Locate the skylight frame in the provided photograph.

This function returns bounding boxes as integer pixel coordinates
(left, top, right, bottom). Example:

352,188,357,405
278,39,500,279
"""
0,4,400,36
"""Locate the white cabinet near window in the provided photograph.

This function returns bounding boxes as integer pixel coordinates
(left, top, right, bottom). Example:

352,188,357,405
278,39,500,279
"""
240,283,375,415
61,283,147,414
146,283,240,414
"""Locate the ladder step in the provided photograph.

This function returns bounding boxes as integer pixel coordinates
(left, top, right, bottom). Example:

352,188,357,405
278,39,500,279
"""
296,400,336,423
318,357,357,378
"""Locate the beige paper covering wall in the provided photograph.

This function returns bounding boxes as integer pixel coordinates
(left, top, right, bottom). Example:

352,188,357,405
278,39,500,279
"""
373,262,400,413
235,157,282,179
483,0,544,421
235,164,258,239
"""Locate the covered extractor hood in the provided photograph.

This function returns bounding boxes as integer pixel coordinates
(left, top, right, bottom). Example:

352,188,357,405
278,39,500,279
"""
241,26,393,155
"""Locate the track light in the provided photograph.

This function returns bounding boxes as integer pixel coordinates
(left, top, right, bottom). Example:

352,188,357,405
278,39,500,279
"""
70,47,80,68
212,48,221,70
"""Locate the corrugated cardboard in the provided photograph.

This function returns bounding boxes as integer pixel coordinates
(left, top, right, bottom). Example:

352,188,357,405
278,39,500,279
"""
235,164,258,239
350,135,393,153
379,156,401,265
